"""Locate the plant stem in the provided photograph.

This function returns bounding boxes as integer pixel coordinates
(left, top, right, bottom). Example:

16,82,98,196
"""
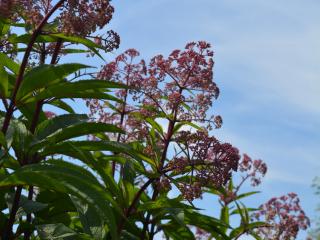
117,178,155,235
140,188,159,240
24,186,34,240
2,1,65,238
2,186,22,239
1,0,65,135
112,78,129,177
0,94,9,110
24,39,63,240
140,87,183,239
140,118,178,239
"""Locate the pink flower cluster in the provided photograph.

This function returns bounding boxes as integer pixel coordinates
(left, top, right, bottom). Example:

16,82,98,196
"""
217,154,267,205
0,0,118,38
60,0,114,36
254,193,310,239
239,153,267,186
167,130,240,201
145,41,220,129
87,42,242,201
90,41,222,139
87,48,148,141
0,0,19,19
0,0,51,26
44,111,56,119
195,227,211,240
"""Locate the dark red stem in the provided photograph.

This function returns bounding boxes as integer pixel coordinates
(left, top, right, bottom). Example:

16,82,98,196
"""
2,186,22,239
1,0,65,135
24,39,63,240
2,1,65,239
117,178,154,234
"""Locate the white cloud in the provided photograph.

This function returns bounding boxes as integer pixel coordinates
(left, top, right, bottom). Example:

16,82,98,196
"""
113,0,320,116
109,4,318,238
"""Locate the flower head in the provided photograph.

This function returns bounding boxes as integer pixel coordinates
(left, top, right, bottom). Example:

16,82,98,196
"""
253,193,310,239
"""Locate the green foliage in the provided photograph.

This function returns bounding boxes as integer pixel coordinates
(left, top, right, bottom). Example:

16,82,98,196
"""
0,4,285,240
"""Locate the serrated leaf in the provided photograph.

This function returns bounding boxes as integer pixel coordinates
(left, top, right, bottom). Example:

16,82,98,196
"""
32,122,124,151
162,223,195,240
184,210,230,239
70,196,106,239
0,162,119,239
8,33,56,44
36,223,77,239
0,64,8,96
220,206,229,233
0,132,6,149
145,118,164,137
17,63,91,100
26,80,122,103
48,99,75,113
40,141,156,168
0,52,19,74
173,121,203,134
50,33,105,60
236,191,260,201
35,114,88,140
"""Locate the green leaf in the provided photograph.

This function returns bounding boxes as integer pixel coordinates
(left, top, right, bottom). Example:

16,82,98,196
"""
184,210,230,240
138,197,192,212
17,102,47,127
242,202,250,224
0,64,8,96
0,155,20,170
8,33,56,44
162,223,195,240
17,63,91,100
45,159,102,185
70,196,107,239
36,223,77,239
4,192,47,221
50,33,105,60
57,153,123,204
99,154,149,177
0,162,119,239
173,121,203,134
246,221,267,230
236,191,260,201
220,206,229,233
145,118,164,137
120,231,140,240
0,132,6,149
32,122,124,151
75,80,128,89
48,99,75,113
230,207,259,215
0,52,19,74
229,222,266,239
35,190,76,226
168,208,185,226
27,80,122,103
40,141,156,168
234,201,250,225
35,114,88,140
229,226,244,239
228,179,233,191
20,199,48,214
4,119,33,161
60,48,90,54
0,212,7,233
0,18,10,36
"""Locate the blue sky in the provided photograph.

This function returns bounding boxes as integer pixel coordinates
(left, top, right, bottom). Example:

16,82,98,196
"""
104,0,320,238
